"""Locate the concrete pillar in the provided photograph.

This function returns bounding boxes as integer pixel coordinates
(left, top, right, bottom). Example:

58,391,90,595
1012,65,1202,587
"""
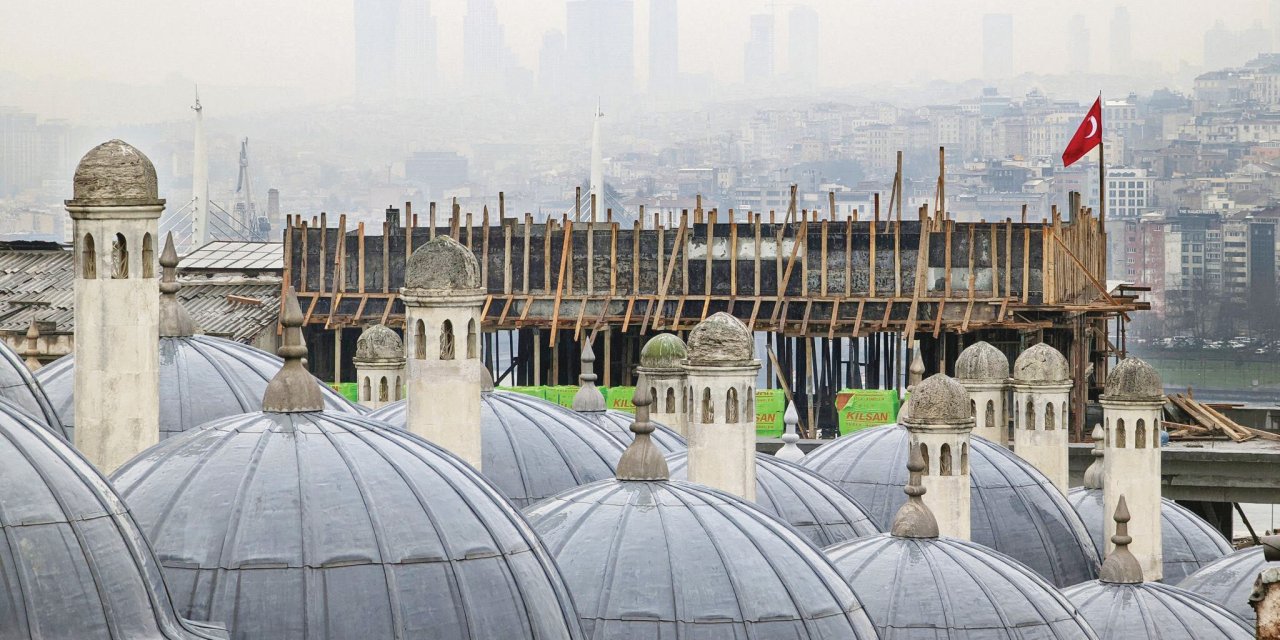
66,140,163,473
683,313,760,501
955,340,1010,447
353,323,406,410
637,333,688,436
402,235,485,468
1101,356,1165,582
1011,343,1072,493
901,373,976,540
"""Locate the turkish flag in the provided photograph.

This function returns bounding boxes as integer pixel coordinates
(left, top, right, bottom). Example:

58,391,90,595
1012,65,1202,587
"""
1062,97,1102,167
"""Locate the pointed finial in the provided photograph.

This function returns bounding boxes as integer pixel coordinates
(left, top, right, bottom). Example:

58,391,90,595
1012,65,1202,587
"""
908,346,926,388
1098,495,1144,584
616,377,669,481
262,287,324,413
571,338,606,412
1082,424,1105,490
158,232,196,337
890,442,940,538
775,400,805,462
23,319,41,371
481,364,495,393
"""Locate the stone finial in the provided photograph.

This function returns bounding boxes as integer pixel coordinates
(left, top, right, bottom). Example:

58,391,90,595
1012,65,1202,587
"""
22,319,41,370
775,400,805,462
891,443,940,538
616,378,669,481
1102,356,1164,402
262,288,324,413
908,347,926,388
902,374,974,427
571,339,606,412
158,232,197,337
1012,342,1070,383
686,312,755,366
1098,496,1144,584
403,235,481,292
955,341,1010,382
481,366,495,393
1082,424,1105,490
67,139,163,206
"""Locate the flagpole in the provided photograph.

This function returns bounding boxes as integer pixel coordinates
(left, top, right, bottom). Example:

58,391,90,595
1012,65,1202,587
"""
1098,92,1105,234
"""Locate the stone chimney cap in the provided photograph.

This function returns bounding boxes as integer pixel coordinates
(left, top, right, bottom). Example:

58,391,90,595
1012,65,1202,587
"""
1102,357,1163,401
262,287,324,413
1098,496,1144,584
1082,424,1105,490
639,333,688,370
955,341,1010,382
68,139,163,206
354,324,404,362
901,373,974,426
404,235,481,292
1013,343,1070,383
686,312,755,366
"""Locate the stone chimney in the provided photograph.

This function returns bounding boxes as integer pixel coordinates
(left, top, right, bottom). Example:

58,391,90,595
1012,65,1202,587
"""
637,333,689,436
954,340,1010,446
353,324,406,410
1253,536,1280,639
65,140,164,472
900,373,975,540
1100,356,1165,582
1011,342,1072,492
682,312,760,500
401,235,485,468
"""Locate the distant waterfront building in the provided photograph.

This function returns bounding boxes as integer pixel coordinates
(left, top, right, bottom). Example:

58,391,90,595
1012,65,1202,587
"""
1068,14,1090,74
648,0,678,92
982,14,1014,80
566,0,636,96
353,0,398,101
744,13,775,85
1110,6,1132,74
788,5,819,89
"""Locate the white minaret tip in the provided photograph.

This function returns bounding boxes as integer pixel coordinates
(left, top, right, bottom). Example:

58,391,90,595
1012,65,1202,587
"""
775,400,805,462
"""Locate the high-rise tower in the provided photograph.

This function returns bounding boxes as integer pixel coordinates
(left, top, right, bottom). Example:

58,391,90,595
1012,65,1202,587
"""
649,0,678,92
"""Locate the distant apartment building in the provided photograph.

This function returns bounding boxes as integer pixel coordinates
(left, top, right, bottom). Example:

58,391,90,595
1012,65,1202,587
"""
1105,168,1152,219
405,151,469,198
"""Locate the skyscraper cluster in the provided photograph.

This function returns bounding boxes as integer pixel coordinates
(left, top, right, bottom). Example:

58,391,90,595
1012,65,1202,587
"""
354,0,437,103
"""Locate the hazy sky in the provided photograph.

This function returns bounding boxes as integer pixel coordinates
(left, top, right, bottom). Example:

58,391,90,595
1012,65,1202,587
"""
1,0,1272,114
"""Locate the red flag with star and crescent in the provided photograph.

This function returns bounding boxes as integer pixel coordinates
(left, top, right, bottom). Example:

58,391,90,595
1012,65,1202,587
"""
1062,97,1102,167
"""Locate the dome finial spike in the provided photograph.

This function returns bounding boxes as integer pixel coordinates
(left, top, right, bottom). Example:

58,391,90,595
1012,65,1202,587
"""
908,345,926,388
262,287,324,413
1098,495,1144,584
571,337,606,412
616,376,669,481
891,442,940,538
23,318,41,370
158,231,197,337
775,399,805,462
1082,424,1105,490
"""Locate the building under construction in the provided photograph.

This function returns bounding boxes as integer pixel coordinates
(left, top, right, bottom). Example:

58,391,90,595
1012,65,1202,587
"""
286,190,1145,439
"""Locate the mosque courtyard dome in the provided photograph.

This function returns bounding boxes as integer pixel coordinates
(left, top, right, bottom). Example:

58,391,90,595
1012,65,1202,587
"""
0,397,222,638
666,450,881,548
802,423,1101,587
0,334,66,439
1179,545,1280,625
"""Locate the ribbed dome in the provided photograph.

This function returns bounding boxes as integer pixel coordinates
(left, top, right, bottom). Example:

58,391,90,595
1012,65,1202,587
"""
1068,488,1232,584
0,336,66,439
1103,356,1164,400
802,424,1101,587
368,392,629,508
70,139,162,205
903,373,973,424
1179,545,1279,624
404,235,481,291
36,335,362,440
955,340,1011,381
827,535,1097,639
685,312,755,365
580,408,686,454
0,398,221,639
666,450,880,547
353,323,403,362
1063,580,1252,639
111,410,584,640
1013,342,1071,383
638,332,687,370
525,479,879,638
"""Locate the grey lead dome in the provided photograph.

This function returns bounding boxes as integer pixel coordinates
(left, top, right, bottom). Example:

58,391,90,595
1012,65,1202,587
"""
1063,580,1252,639
1103,356,1164,400
666,450,882,547
526,479,879,639
802,424,1101,587
685,311,755,365
69,139,163,205
955,340,1010,381
0,335,66,439
111,411,584,640
1179,545,1280,625
1013,342,1071,383
0,398,221,639
37,335,362,440
404,234,482,291
826,535,1097,639
1067,487,1231,584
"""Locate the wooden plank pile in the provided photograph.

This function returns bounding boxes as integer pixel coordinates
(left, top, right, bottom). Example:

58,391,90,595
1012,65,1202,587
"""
1165,391,1280,443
